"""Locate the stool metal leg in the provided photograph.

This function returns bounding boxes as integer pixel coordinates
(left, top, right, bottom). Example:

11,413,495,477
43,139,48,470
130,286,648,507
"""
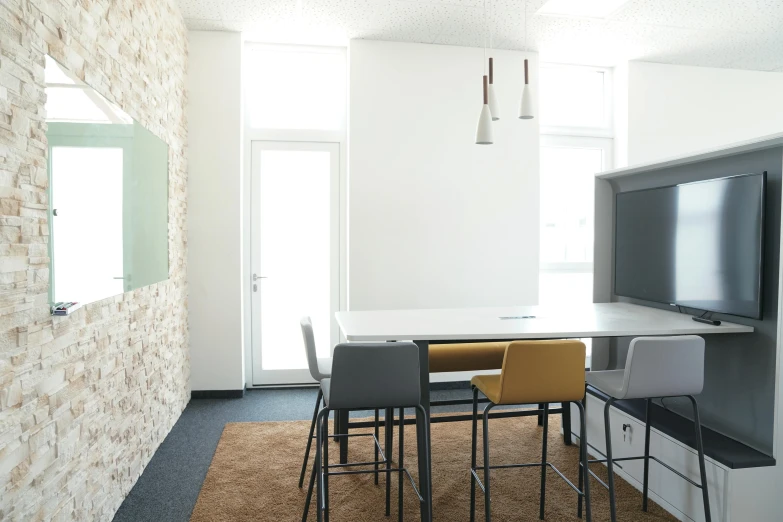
375,409,380,485
323,414,330,522
603,398,618,522
643,398,652,511
483,403,495,522
315,408,328,522
540,402,549,520
386,407,393,516
688,395,712,522
470,387,479,522
399,407,405,522
578,393,586,519
303,444,317,522
574,400,592,522
300,389,323,488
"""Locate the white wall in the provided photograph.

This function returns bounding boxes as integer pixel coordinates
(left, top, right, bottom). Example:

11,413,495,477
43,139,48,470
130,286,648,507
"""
619,61,783,166
187,31,245,391
348,40,540,312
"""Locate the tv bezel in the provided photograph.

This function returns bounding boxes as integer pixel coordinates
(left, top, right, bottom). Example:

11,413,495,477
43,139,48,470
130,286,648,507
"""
613,172,767,320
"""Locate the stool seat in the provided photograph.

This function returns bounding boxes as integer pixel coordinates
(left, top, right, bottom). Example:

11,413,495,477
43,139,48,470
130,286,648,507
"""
428,342,508,373
587,336,705,400
585,370,625,398
470,374,502,403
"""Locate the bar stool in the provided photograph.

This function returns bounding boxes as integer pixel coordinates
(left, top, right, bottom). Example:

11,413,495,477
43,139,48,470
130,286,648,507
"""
585,335,710,522
470,340,591,522
303,342,432,522
298,318,383,489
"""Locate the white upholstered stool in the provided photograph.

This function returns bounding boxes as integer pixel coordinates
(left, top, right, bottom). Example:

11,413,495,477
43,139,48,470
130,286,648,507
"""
585,335,711,522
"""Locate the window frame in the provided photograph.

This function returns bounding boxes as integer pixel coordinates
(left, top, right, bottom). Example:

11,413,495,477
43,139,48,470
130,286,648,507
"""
539,63,614,138
539,134,614,274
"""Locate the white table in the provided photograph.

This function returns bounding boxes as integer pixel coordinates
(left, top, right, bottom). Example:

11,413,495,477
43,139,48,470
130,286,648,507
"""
334,302,753,521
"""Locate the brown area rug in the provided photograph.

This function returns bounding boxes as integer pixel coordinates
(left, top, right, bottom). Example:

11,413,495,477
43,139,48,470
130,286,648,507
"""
190,414,677,522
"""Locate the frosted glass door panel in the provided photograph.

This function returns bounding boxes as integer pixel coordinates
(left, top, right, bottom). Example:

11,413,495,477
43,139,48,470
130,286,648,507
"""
251,142,340,385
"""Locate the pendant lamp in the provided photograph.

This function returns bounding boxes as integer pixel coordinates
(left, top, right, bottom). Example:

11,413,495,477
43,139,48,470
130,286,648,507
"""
519,59,534,119
518,1,534,120
488,57,500,121
476,75,493,145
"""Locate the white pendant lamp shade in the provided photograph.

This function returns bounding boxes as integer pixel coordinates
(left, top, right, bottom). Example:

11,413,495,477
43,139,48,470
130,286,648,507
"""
476,75,494,145
518,58,534,120
488,57,500,120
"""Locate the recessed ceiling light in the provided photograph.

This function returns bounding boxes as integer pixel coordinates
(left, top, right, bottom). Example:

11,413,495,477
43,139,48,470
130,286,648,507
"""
537,0,632,19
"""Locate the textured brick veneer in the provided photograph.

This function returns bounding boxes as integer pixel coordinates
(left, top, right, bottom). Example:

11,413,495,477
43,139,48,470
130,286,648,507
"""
0,1,190,520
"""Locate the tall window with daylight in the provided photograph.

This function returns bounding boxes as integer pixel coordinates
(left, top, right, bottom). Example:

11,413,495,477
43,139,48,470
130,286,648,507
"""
245,44,347,385
538,64,614,359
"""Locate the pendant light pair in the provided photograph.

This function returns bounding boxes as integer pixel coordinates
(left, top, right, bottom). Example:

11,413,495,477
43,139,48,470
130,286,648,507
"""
476,57,499,145
475,0,534,145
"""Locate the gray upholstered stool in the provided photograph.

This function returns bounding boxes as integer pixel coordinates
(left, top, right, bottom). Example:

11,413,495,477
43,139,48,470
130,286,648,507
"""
298,317,384,490
585,335,711,522
303,342,432,522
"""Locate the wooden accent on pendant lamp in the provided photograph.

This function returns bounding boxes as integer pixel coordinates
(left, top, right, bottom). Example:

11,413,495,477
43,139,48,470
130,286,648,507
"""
476,75,493,144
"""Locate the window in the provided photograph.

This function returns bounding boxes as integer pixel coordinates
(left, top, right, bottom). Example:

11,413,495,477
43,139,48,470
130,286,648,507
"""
539,64,612,136
539,64,614,359
245,45,346,131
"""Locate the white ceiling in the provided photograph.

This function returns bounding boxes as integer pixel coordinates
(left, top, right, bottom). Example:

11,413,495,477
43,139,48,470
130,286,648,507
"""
178,0,783,71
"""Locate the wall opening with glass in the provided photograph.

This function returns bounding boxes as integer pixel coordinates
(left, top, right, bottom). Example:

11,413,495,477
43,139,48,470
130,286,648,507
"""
45,56,169,312
244,44,347,385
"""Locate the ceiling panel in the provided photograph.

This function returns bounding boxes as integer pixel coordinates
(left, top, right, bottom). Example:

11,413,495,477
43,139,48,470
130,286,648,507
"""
610,0,783,35
177,0,783,71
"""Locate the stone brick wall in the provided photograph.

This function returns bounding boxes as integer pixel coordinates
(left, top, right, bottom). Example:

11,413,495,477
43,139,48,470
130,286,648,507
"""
0,1,190,520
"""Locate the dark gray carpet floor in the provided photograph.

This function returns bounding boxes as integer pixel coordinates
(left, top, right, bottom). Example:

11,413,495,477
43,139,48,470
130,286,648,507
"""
112,386,503,522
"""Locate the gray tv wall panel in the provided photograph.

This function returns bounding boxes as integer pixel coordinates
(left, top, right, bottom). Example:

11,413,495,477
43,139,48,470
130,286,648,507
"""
592,136,783,455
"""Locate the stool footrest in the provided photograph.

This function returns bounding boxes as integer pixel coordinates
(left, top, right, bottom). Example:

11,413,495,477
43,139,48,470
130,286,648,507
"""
326,467,425,503
471,461,585,496
585,455,705,488
327,432,388,468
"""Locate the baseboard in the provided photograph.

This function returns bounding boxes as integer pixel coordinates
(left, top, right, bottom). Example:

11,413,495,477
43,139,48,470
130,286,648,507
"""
191,389,245,399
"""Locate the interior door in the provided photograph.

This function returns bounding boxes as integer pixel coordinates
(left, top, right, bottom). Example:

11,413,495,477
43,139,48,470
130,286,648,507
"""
250,141,340,385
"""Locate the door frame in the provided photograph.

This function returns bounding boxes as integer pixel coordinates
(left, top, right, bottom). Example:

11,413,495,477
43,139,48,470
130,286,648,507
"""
243,129,348,388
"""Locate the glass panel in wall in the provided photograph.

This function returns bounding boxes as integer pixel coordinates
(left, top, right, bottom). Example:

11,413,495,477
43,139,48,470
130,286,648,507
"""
245,45,346,130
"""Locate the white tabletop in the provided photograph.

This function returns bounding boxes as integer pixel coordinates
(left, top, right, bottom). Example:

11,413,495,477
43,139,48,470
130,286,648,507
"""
335,302,754,342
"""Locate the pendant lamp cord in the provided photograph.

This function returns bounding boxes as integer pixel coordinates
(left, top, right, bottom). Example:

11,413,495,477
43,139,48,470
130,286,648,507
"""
483,0,487,73
524,0,528,52
489,0,493,50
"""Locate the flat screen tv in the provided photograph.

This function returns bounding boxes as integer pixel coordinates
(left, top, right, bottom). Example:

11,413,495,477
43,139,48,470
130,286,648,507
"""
614,172,766,319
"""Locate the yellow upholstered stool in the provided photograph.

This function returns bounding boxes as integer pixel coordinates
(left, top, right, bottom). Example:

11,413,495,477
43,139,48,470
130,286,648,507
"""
469,340,591,522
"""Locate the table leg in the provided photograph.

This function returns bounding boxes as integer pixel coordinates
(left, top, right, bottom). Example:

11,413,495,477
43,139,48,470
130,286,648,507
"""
337,409,349,463
414,340,432,522
562,401,572,445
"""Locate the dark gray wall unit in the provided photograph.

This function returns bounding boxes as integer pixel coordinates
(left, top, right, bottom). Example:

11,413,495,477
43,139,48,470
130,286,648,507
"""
603,146,782,455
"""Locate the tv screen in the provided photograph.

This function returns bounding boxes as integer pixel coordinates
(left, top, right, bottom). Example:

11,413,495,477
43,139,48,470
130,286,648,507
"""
614,173,765,319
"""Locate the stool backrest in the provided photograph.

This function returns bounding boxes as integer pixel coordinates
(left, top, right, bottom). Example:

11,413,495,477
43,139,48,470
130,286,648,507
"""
622,335,705,399
498,340,586,404
300,316,329,381
328,342,421,410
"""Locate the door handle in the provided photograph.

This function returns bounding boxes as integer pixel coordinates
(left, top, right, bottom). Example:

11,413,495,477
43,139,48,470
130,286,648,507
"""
252,274,268,282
